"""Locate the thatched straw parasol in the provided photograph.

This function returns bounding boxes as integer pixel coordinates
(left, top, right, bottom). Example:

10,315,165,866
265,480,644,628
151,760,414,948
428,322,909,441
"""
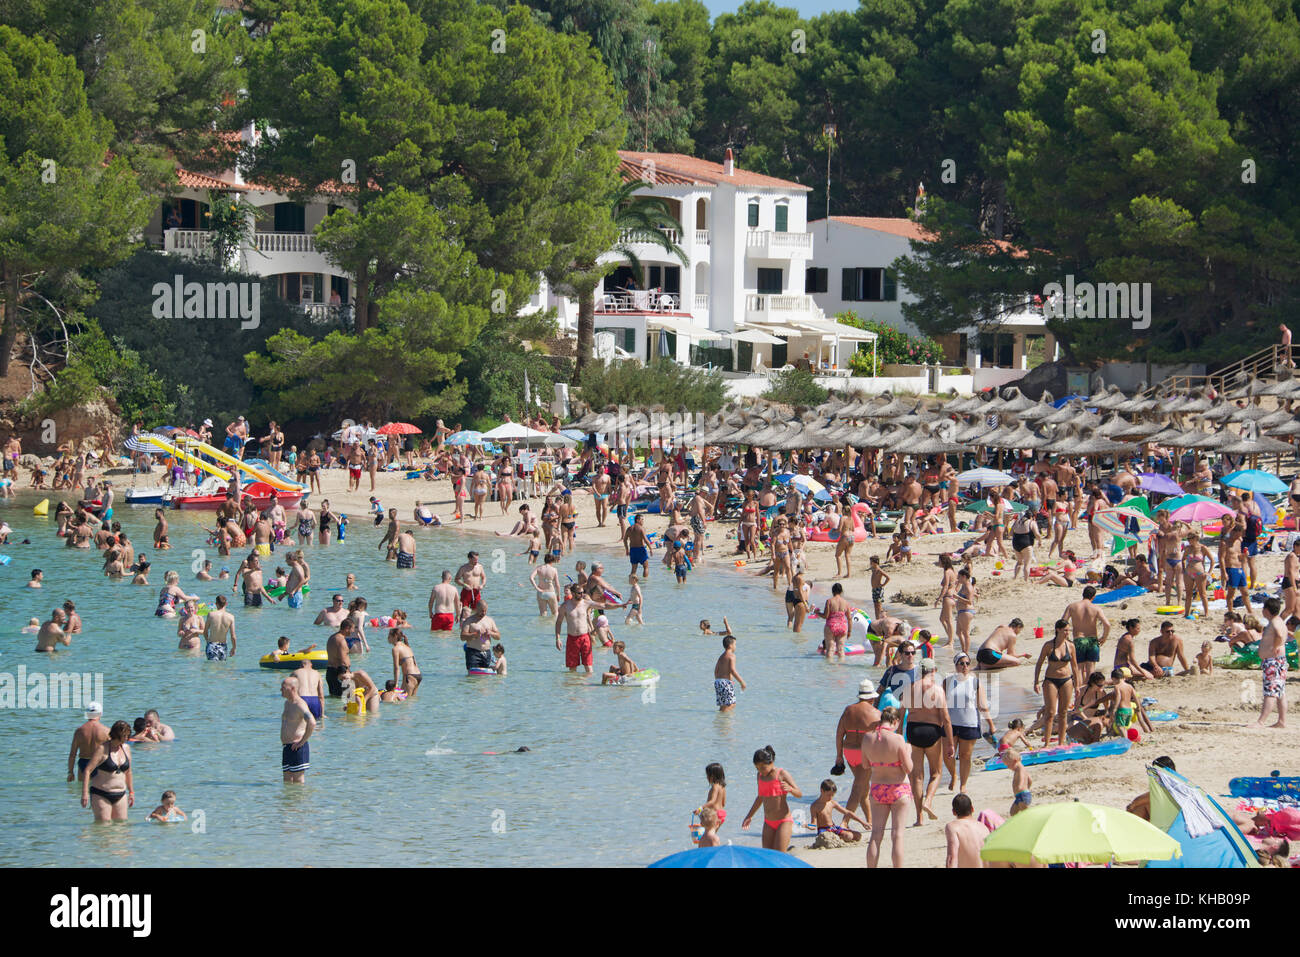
1215,434,1294,455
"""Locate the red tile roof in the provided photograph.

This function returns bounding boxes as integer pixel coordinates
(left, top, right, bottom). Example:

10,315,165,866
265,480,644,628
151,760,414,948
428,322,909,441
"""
815,216,933,241
815,215,1031,258
618,151,810,191
176,168,249,192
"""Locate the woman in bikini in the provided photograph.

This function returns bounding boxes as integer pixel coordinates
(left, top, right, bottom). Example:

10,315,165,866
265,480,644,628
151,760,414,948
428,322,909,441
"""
920,458,942,509
1084,484,1106,554
833,680,881,831
306,448,322,496
1047,498,1071,558
346,598,371,653
1154,512,1184,606
901,661,953,825
936,554,958,646
1034,619,1078,747
786,567,809,633
471,466,491,521
741,745,802,852
821,582,853,659
740,490,759,559
863,707,913,868
389,629,422,697
981,492,1009,559
1069,671,1113,742
1181,531,1212,618
496,457,516,515
954,568,978,654
81,720,133,822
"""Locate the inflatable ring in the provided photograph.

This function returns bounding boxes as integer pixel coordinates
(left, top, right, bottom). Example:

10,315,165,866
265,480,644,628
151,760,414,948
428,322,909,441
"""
258,650,328,670
1155,605,1187,615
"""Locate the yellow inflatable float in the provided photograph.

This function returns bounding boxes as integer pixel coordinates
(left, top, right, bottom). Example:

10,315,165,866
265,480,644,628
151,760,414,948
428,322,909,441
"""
258,650,328,670
33,498,48,516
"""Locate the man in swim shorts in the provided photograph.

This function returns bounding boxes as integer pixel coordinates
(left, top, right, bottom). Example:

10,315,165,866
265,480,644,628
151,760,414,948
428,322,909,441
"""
974,619,1029,670
429,570,461,630
203,594,236,661
1256,597,1289,728
67,702,109,782
713,635,746,711
1064,586,1111,702
1144,620,1189,678
455,550,486,610
554,583,619,673
394,528,416,569
625,514,653,577
326,621,353,696
280,675,315,784
293,657,326,723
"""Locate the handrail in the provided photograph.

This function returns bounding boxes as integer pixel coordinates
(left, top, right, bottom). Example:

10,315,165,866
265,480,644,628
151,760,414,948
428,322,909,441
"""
1150,343,1297,396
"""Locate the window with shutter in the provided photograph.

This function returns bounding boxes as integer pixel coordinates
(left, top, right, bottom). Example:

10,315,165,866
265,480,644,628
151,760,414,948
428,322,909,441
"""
748,203,759,228
883,270,897,301
841,268,856,301
774,205,788,232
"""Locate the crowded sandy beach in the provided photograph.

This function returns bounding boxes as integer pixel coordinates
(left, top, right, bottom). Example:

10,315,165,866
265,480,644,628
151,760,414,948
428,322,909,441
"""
10,395,1299,871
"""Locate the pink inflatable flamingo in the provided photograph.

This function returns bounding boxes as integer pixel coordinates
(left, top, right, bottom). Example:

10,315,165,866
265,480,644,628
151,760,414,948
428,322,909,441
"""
805,502,872,543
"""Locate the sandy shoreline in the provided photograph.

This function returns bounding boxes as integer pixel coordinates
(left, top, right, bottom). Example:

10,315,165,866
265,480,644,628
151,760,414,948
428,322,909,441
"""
87,466,1300,865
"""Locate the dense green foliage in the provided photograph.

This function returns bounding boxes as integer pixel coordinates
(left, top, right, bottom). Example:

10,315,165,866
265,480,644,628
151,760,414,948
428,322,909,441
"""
21,321,175,425
761,368,828,406
87,251,319,424
578,358,725,411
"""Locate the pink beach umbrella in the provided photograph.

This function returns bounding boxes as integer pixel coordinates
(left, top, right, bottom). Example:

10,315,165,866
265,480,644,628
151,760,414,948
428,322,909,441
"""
1167,500,1234,522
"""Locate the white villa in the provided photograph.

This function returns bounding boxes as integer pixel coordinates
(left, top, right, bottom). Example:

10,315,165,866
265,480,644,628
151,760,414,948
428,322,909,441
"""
524,150,877,377
144,125,355,324
807,215,1059,377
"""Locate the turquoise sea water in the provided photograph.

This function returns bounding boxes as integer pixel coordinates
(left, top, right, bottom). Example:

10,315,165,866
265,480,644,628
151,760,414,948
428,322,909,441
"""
0,490,1031,867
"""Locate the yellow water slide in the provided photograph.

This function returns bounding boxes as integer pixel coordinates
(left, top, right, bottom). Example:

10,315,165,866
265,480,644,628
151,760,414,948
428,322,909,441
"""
172,437,304,492
144,435,232,482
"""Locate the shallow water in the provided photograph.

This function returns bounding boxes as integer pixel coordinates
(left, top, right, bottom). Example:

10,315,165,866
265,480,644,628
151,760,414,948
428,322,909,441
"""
0,491,1033,866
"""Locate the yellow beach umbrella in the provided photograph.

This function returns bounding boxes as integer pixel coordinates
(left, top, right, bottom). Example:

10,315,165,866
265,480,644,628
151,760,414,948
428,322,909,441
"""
981,802,1182,865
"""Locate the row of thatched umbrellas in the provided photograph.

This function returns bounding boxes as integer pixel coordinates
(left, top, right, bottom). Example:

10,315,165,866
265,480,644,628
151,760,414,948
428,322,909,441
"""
566,379,1300,460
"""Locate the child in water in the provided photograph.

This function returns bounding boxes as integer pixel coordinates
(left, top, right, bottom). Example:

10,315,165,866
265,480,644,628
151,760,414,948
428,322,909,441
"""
593,614,614,648
869,556,890,620
624,572,644,626
493,643,507,676
671,539,690,583
148,790,186,823
699,762,727,830
600,640,639,684
808,779,868,842
337,515,348,543
1006,749,1032,816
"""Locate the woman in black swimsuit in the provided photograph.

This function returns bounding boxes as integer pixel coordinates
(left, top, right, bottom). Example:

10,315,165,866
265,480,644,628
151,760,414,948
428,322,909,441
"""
318,499,336,546
81,720,133,822
1033,620,1077,748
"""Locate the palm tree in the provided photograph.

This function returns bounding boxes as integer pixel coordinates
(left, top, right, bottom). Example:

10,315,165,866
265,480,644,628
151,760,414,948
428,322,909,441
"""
566,180,688,379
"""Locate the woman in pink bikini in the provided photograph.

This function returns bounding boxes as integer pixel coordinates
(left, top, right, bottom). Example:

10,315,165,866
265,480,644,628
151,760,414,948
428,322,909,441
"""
863,707,913,868
741,746,802,851
833,679,881,831
821,582,852,659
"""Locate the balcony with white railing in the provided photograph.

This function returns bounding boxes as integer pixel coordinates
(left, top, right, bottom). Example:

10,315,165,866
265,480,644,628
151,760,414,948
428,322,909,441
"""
695,229,710,246
254,231,317,253
163,229,213,257
745,229,813,260
617,227,681,246
743,293,819,324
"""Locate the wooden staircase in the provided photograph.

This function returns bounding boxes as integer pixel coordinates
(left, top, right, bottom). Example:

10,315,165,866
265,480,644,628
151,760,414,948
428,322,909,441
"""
1147,344,1298,396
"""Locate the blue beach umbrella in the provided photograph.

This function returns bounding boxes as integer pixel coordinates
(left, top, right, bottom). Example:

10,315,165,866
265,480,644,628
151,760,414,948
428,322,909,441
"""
648,846,813,868
445,430,483,446
1220,469,1288,495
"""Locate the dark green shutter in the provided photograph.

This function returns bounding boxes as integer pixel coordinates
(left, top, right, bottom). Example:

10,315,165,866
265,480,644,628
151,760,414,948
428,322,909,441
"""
883,270,897,301
748,203,759,228
841,268,856,301
775,205,788,232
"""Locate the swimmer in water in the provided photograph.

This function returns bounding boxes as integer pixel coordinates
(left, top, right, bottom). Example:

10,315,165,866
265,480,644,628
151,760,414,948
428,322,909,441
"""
21,617,39,634
493,643,507,676
344,573,357,591
177,600,204,650
593,614,614,648
196,560,214,582
148,790,186,823
624,572,644,626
